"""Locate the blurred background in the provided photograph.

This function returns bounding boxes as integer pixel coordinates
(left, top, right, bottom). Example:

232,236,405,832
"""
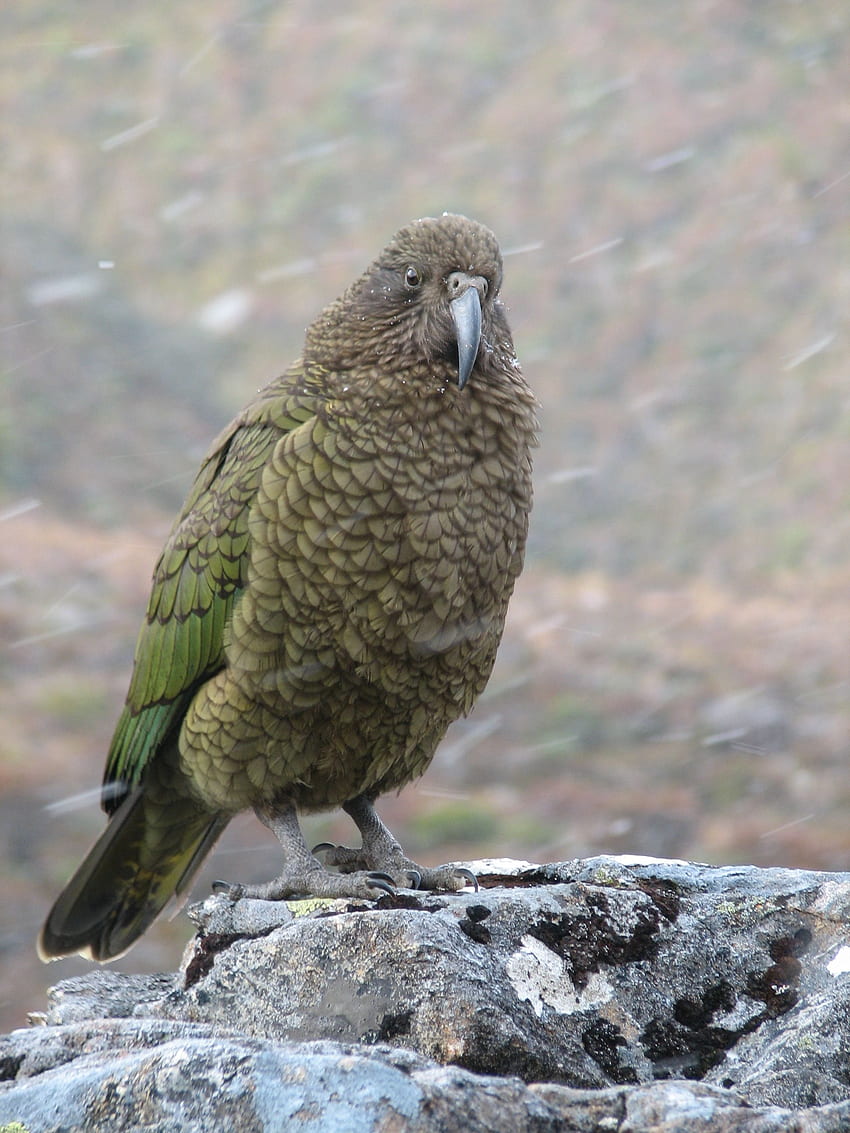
2,0,849,1031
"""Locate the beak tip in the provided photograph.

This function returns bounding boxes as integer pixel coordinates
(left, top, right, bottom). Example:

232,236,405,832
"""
450,286,483,391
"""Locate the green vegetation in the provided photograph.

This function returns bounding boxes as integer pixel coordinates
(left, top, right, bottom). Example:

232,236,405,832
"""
409,800,498,851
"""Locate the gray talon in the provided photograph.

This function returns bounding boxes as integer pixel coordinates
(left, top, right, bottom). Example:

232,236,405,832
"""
405,869,422,889
455,867,479,891
212,880,244,901
311,842,335,855
366,875,396,896
369,871,395,885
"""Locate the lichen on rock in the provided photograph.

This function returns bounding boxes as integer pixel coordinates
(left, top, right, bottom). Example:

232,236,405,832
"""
5,856,850,1131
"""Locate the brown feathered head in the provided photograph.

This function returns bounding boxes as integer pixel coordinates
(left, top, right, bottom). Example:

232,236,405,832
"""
306,213,514,389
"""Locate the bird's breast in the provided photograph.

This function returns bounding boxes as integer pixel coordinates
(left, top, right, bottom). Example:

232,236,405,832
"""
227,384,530,709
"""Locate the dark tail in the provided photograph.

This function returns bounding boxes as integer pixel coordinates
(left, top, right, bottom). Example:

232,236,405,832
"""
39,786,227,962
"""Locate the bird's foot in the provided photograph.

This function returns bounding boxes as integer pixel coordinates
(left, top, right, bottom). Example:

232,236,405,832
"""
312,842,478,893
211,867,395,903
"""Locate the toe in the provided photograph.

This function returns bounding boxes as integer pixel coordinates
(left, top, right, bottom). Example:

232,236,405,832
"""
211,879,245,901
312,842,368,871
412,864,478,893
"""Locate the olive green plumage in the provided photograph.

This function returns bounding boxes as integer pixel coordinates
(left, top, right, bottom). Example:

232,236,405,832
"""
39,214,538,962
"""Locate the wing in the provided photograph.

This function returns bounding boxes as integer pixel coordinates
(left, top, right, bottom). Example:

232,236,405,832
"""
102,372,321,813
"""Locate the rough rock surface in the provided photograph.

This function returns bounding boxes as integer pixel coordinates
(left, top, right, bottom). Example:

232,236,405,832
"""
5,856,850,1131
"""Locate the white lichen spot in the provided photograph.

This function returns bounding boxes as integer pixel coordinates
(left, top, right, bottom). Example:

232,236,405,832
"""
506,934,612,1016
462,858,540,876
610,853,692,867
827,945,850,977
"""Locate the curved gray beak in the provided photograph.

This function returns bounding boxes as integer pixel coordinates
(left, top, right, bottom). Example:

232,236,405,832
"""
450,286,482,391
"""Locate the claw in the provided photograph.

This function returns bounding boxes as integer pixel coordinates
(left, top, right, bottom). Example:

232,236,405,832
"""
311,842,335,856
366,873,396,897
404,869,422,890
454,867,479,892
368,871,395,885
212,880,245,901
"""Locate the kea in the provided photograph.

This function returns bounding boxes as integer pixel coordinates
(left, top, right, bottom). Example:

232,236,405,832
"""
39,213,538,962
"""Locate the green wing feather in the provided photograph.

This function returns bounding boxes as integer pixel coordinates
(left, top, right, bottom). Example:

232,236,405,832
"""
102,374,320,813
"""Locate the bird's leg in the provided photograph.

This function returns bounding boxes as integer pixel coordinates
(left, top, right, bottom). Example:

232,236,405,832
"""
314,794,477,893
212,802,395,901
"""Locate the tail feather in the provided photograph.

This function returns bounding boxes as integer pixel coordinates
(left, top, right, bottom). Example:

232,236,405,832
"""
39,786,227,962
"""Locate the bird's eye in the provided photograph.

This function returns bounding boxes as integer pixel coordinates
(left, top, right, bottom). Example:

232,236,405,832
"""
404,266,422,289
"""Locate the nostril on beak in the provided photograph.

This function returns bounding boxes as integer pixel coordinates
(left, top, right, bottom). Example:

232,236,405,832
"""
446,271,487,300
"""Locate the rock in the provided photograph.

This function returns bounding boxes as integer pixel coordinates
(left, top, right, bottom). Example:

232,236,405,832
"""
185,892,294,937
29,970,178,1027
5,856,850,1130
0,1027,573,1133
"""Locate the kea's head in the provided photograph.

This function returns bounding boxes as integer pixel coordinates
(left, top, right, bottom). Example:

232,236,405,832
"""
307,214,514,390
